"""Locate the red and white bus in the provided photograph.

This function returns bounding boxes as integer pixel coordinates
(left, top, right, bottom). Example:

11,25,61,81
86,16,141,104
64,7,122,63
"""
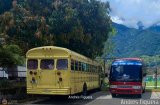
109,58,146,98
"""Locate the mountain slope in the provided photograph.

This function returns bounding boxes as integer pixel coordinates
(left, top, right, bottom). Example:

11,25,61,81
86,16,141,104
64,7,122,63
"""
111,23,160,57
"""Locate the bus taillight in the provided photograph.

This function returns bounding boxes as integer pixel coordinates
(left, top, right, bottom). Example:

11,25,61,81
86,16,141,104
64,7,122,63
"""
59,77,63,81
29,71,33,75
57,71,61,75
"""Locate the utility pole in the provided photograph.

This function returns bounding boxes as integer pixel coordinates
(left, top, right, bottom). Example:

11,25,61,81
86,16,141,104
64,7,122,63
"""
151,56,158,89
95,57,117,76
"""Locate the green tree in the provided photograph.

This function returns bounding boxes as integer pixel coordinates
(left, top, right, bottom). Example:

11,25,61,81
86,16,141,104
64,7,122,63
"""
0,44,24,67
0,0,112,59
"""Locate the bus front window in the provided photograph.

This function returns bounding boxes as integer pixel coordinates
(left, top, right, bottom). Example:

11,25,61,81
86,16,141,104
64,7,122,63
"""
40,59,54,70
57,59,68,70
27,59,38,70
110,65,142,82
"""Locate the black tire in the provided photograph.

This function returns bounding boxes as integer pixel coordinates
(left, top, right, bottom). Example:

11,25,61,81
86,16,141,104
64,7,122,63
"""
82,83,87,96
111,94,116,98
137,94,142,98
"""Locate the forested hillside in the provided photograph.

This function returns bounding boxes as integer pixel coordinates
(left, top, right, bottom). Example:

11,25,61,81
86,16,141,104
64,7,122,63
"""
112,23,160,57
0,0,112,62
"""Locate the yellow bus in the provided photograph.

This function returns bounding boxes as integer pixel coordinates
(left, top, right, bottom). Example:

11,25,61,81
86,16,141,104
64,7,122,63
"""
26,46,102,95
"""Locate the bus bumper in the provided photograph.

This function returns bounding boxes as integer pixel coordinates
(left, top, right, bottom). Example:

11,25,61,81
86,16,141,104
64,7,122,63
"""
27,87,71,95
109,88,142,95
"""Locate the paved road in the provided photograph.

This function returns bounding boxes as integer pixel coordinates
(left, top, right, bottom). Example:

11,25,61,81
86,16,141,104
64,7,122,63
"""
30,91,160,105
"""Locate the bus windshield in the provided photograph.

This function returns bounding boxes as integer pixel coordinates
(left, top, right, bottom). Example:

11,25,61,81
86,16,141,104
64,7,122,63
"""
110,65,142,82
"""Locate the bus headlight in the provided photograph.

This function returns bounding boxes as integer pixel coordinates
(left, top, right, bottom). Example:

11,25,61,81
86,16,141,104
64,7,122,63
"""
110,85,117,88
132,86,141,89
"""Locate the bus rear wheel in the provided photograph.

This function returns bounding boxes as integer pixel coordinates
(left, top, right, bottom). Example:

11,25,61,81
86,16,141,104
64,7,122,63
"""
82,83,87,96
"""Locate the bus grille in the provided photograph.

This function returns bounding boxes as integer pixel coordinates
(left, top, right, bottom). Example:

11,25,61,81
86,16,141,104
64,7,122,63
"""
117,85,132,88
117,90,132,93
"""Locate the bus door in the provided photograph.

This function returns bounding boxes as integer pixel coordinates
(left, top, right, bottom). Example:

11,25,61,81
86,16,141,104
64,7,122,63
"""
38,59,57,87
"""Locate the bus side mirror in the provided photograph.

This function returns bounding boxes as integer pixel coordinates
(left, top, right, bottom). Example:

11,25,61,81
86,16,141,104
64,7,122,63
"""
105,73,108,77
143,73,147,77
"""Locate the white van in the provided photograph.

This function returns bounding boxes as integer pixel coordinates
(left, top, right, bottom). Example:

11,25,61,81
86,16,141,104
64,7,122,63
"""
0,67,8,79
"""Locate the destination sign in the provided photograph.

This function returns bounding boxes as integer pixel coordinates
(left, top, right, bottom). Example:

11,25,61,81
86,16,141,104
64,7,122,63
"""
112,61,142,66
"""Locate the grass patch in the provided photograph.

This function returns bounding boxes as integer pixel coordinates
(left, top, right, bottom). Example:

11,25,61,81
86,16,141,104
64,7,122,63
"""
146,81,160,92
146,81,160,87
146,88,160,92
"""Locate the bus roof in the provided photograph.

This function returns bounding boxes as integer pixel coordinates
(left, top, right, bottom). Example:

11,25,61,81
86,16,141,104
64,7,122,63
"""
26,46,99,65
114,58,143,61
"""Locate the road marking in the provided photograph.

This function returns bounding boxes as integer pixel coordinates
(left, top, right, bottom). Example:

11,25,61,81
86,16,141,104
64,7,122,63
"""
96,94,112,99
151,92,160,99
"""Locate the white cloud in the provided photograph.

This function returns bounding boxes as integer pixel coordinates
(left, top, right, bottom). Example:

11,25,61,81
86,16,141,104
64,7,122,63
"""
111,16,124,24
103,0,160,28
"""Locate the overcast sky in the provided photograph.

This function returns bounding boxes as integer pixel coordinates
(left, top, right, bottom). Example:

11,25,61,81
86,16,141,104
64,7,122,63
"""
103,0,160,28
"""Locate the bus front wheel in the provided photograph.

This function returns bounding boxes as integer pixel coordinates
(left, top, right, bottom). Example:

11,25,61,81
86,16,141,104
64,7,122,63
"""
137,94,142,98
111,94,116,98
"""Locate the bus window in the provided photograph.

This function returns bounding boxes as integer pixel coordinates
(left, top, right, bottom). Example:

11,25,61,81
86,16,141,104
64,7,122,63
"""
79,62,82,71
71,60,75,70
27,59,38,70
88,64,90,72
82,63,85,71
93,66,95,73
40,59,54,70
86,64,89,72
89,64,91,72
57,59,68,70
84,63,87,72
75,61,78,71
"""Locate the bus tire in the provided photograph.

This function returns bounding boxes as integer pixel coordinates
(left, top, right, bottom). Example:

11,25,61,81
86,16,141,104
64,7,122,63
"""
111,94,116,98
137,94,142,98
82,83,87,96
